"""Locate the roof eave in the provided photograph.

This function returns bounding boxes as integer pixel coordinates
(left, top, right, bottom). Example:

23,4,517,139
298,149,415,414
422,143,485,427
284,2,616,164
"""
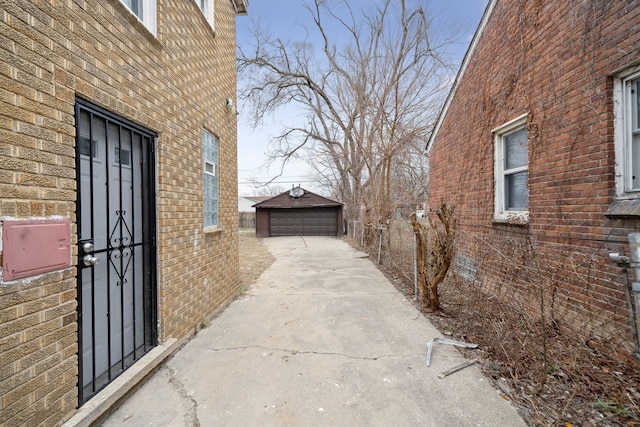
257,203,343,209
252,187,344,209
233,0,248,16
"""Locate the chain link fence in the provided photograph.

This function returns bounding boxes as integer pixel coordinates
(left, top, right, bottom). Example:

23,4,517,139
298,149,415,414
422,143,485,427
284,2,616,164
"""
345,218,428,300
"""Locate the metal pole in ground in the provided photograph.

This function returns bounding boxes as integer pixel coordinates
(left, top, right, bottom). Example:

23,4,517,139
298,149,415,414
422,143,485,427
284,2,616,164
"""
414,232,418,301
377,228,383,264
627,233,640,364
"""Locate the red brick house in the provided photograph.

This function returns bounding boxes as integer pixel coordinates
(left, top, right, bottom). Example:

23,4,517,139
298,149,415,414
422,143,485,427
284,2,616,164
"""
426,0,640,363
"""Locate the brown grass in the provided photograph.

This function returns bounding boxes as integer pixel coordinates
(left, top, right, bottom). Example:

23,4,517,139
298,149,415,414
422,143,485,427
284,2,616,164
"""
238,229,275,292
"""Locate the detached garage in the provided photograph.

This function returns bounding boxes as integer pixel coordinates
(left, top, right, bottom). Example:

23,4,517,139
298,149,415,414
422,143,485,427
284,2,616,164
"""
254,187,344,237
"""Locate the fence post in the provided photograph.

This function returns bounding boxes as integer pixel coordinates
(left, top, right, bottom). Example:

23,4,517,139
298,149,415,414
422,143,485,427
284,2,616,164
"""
377,227,383,264
414,232,418,301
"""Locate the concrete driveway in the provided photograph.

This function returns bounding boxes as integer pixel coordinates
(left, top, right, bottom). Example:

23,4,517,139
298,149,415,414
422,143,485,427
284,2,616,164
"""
101,236,526,426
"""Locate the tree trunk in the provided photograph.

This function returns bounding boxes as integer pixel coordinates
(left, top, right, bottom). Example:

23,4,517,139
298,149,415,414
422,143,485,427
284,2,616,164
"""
410,213,431,309
410,201,456,311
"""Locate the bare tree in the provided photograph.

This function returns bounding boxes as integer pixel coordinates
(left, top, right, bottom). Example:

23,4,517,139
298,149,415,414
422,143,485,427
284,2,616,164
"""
250,185,288,197
238,0,454,225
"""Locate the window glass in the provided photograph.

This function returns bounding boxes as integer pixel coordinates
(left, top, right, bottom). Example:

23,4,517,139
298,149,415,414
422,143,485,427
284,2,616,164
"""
203,130,219,227
505,171,528,211
628,76,640,190
78,111,98,159
115,147,131,166
205,161,215,175
633,134,640,189
195,0,214,29
123,0,141,18
635,80,640,130
504,129,528,169
119,0,156,35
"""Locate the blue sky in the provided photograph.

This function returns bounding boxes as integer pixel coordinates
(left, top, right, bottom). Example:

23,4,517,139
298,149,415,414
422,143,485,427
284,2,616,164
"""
236,0,489,196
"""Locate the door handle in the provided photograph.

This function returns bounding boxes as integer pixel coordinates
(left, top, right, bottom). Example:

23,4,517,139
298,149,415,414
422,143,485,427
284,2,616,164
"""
83,255,100,267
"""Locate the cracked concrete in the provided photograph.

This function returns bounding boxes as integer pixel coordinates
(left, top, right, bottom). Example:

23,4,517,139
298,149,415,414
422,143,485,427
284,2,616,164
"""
189,343,424,362
100,236,526,426
167,367,200,427
101,365,195,427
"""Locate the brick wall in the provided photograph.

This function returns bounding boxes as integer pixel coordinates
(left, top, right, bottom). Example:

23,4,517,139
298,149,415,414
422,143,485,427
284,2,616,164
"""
154,0,240,341
0,0,240,425
428,0,640,362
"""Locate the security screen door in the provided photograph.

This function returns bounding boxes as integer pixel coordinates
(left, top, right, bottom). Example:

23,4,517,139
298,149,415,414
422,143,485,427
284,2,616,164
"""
75,99,157,404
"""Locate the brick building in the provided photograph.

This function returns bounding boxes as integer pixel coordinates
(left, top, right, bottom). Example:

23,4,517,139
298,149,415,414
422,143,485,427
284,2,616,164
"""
0,0,247,425
427,0,640,363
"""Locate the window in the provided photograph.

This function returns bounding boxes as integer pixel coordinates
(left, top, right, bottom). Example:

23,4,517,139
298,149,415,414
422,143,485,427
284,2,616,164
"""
196,0,215,30
120,0,156,35
493,114,529,221
122,0,140,16
203,130,219,228
115,147,131,167
614,68,640,197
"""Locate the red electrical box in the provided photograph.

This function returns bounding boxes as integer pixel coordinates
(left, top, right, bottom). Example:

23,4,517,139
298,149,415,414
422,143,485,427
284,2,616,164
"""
2,218,72,281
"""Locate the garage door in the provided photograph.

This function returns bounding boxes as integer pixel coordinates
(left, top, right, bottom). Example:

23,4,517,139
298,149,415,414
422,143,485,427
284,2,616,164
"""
270,208,338,236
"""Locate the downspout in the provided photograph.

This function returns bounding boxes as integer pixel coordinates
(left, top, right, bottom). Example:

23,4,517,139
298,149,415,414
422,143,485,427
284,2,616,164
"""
610,233,640,367
626,233,640,366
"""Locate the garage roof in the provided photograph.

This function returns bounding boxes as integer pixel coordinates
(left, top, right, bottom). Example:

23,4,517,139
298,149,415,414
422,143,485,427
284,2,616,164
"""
253,187,342,209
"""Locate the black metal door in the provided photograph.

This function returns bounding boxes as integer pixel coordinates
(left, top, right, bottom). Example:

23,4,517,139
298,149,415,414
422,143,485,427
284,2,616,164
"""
75,99,157,404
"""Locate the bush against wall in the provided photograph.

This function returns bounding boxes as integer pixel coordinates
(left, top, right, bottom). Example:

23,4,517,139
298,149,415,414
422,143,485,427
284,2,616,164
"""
345,216,640,425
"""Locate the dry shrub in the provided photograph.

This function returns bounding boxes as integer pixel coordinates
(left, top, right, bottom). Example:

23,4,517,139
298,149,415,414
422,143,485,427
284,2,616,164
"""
346,223,640,426
433,275,640,426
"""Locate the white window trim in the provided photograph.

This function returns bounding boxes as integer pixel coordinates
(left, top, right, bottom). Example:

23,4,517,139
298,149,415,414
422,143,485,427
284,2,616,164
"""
204,160,216,176
120,0,157,36
195,0,215,32
614,66,640,198
493,114,529,223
